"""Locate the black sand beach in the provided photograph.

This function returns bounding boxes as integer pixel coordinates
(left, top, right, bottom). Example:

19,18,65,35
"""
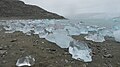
0,29,120,67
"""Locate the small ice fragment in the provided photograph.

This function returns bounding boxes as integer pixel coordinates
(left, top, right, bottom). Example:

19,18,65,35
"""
16,56,35,67
69,40,92,62
85,34,105,42
79,27,88,34
113,30,120,42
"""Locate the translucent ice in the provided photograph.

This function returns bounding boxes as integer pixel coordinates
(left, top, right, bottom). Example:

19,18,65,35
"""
16,56,35,67
85,34,105,42
45,32,73,48
113,30,120,42
64,26,81,35
87,25,99,32
38,30,48,38
69,40,92,62
79,26,89,34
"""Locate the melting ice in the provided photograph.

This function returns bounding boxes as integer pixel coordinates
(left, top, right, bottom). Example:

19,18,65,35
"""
114,30,120,42
16,55,35,67
69,40,92,62
0,19,120,63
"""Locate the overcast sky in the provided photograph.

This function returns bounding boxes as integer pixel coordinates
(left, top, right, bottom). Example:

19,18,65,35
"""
21,0,120,16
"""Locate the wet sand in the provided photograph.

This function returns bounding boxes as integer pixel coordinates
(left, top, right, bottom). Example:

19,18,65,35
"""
0,29,120,67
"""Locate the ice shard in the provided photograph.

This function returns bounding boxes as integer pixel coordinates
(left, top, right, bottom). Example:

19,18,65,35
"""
16,56,35,67
69,40,92,62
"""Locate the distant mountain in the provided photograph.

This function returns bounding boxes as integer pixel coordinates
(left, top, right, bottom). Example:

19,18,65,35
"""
0,0,65,19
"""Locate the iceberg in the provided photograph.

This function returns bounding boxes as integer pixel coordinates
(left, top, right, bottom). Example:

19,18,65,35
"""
69,40,92,62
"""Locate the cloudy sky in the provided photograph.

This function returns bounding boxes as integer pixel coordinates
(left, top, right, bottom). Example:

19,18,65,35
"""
21,0,120,16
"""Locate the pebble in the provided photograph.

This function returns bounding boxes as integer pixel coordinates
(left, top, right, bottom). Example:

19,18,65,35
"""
2,60,7,64
0,50,7,55
65,59,69,63
19,48,24,51
92,52,96,55
83,64,87,67
0,46,3,50
103,54,113,58
42,42,45,44
10,39,17,42
63,52,70,55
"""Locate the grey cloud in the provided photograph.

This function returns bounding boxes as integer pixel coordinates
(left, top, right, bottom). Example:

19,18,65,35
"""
21,0,120,16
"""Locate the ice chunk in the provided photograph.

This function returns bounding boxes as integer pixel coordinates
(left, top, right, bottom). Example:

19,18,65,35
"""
53,29,69,35
85,34,105,42
87,25,99,32
45,33,73,48
45,33,56,43
112,25,120,31
33,26,45,34
98,29,114,37
38,30,48,38
79,26,89,34
64,26,81,35
45,25,55,32
16,56,35,67
113,30,120,42
69,40,92,62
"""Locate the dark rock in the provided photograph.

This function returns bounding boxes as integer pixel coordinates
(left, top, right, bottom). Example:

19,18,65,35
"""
0,46,3,50
0,0,65,19
19,48,24,51
10,39,17,42
46,48,57,52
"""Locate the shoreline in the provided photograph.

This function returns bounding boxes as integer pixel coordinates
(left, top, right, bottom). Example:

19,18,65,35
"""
0,29,120,67
0,17,66,20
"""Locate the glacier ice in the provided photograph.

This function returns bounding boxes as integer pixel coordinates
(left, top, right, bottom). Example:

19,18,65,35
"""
69,40,92,62
1,19,120,63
